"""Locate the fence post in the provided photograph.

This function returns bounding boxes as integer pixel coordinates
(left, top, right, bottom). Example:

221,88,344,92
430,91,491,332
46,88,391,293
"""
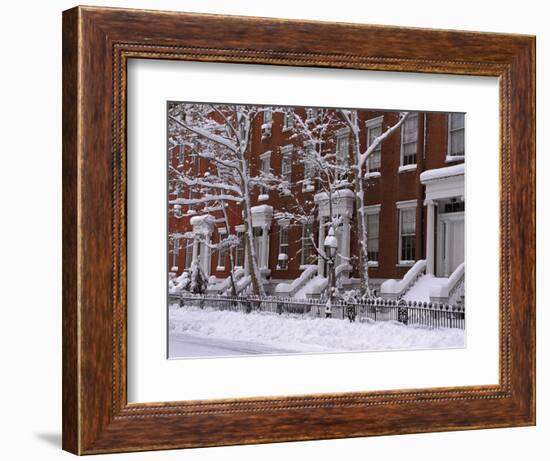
397,299,409,325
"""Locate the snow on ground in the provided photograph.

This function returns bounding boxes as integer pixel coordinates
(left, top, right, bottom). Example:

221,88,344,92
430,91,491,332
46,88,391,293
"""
169,304,465,357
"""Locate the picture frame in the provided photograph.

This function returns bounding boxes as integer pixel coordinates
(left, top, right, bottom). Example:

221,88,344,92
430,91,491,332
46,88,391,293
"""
62,5,535,455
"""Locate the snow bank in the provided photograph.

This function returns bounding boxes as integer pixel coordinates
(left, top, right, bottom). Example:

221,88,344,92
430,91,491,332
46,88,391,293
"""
402,274,448,302
169,304,464,355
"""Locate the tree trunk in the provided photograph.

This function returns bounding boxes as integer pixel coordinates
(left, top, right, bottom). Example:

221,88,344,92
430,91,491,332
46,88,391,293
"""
352,135,372,298
240,161,265,297
221,200,237,297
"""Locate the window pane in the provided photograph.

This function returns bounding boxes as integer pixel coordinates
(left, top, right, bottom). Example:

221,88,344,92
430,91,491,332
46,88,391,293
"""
401,235,415,261
185,240,193,269
369,125,382,144
368,150,381,171
366,213,380,262
400,208,416,262
235,231,244,267
401,114,418,166
450,113,465,130
402,115,418,143
279,227,289,269
450,131,464,156
301,224,313,265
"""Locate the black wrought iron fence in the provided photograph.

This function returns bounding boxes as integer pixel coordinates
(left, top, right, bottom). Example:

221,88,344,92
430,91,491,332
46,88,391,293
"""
171,294,465,329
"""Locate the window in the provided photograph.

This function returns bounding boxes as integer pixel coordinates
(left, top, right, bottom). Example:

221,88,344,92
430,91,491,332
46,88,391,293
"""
335,131,350,177
300,223,314,266
365,210,380,263
367,123,383,173
259,152,271,197
171,237,180,268
283,109,294,130
399,207,416,264
400,113,418,166
177,144,185,165
281,145,293,183
306,108,317,121
301,144,316,191
278,226,289,270
184,239,193,269
448,113,465,157
261,109,273,139
217,230,227,269
443,199,465,213
235,230,245,267
187,189,196,212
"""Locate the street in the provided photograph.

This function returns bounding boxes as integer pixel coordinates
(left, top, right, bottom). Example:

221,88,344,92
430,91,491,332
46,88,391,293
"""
169,332,298,358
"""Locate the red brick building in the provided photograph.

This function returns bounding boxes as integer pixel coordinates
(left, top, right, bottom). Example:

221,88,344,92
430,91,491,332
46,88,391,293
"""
168,105,465,300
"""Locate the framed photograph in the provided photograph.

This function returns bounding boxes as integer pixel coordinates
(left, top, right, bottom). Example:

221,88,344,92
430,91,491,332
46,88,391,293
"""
62,6,535,455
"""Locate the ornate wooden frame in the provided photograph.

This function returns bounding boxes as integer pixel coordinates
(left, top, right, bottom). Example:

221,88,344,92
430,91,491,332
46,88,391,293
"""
62,5,536,455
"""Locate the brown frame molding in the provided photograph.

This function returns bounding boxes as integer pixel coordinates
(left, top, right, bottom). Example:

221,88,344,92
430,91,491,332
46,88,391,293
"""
62,5,535,455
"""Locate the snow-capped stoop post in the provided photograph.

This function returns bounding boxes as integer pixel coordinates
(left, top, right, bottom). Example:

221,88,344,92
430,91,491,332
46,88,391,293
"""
189,215,215,277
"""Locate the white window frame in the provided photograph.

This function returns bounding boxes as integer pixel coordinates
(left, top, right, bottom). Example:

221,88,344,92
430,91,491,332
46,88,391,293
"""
301,143,316,192
277,225,290,270
282,109,294,131
399,113,418,172
184,238,193,270
216,228,227,270
364,204,381,267
365,116,384,176
335,128,350,177
177,143,185,165
300,222,314,267
280,145,293,184
396,200,417,266
447,112,465,161
306,107,317,122
259,151,271,198
187,188,196,213
234,225,245,268
261,109,273,139
171,236,180,269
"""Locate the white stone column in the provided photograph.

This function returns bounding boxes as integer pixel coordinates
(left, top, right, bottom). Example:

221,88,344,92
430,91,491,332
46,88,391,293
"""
318,218,326,277
192,238,199,264
444,221,451,277
261,225,269,269
425,199,435,275
341,216,351,264
202,232,212,276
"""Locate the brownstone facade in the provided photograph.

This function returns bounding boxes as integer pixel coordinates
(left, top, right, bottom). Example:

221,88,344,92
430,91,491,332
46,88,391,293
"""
168,105,464,293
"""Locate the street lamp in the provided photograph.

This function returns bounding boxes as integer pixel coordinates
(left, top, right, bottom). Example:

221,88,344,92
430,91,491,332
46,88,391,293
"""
324,226,338,318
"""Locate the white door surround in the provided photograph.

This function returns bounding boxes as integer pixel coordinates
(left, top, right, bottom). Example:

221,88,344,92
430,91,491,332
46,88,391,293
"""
437,211,465,277
421,164,465,277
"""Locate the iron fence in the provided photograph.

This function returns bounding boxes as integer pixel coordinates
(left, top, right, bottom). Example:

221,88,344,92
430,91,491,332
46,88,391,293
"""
170,294,465,329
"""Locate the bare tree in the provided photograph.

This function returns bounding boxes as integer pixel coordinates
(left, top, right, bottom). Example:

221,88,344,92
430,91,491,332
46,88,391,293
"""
339,109,409,297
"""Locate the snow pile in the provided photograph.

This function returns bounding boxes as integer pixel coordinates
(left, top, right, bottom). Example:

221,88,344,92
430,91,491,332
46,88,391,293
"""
402,274,449,302
169,304,464,354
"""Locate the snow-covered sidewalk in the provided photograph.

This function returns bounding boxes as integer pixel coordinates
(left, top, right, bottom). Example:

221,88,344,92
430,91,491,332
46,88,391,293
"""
169,304,465,357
